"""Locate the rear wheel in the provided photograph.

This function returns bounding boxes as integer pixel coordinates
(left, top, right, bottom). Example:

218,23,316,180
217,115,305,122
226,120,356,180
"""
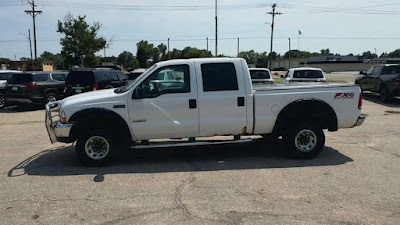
45,93,57,104
283,123,325,159
0,94,5,108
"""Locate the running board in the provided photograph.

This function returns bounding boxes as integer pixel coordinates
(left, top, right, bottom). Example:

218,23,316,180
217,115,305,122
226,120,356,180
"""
131,139,253,150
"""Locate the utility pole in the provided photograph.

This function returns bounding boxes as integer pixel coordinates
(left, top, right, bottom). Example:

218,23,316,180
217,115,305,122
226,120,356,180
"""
167,38,170,59
288,38,291,69
25,0,42,69
206,37,209,53
215,0,218,57
267,3,282,70
14,55,17,61
19,29,34,69
237,38,240,57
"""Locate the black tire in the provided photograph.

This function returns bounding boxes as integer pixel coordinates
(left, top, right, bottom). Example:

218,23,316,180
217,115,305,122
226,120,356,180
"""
0,94,5,108
380,86,393,103
45,93,57,104
76,130,115,166
283,123,325,159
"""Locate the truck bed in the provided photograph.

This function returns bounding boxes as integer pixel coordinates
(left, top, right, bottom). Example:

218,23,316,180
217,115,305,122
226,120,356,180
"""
253,82,357,91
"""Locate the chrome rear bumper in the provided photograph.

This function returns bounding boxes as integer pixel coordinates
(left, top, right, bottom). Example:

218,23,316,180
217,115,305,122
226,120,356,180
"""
45,103,73,144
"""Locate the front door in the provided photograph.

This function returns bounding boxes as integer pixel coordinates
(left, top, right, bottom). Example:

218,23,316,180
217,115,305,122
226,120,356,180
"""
128,63,199,140
360,66,375,91
195,61,247,136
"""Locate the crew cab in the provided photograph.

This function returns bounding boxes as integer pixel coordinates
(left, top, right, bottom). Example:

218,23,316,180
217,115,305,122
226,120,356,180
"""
356,64,400,103
6,71,67,106
46,58,365,166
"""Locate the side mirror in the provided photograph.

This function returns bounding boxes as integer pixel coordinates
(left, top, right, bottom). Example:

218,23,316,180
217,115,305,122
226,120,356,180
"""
280,75,284,78
360,71,366,75
133,87,143,99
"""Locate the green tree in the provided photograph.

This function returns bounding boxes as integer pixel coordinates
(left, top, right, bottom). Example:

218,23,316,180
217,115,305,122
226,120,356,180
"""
158,43,168,60
180,47,212,59
238,50,258,64
57,13,107,68
387,49,400,57
136,40,156,67
320,48,331,55
117,51,136,70
361,51,378,59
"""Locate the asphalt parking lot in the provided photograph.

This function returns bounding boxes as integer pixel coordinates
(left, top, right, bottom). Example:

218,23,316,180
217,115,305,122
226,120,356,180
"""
0,92,399,224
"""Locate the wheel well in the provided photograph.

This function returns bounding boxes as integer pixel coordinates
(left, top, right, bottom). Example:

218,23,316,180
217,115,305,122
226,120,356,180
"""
45,89,57,95
272,98,338,136
68,108,132,143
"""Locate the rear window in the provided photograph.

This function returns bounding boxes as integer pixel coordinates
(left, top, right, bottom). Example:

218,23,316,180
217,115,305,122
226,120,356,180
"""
33,74,48,82
8,74,33,84
250,70,271,79
293,70,324,78
117,72,128,81
66,71,95,85
52,73,67,81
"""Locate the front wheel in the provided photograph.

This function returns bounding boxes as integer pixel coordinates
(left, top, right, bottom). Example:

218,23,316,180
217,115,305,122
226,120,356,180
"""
0,94,5,108
76,131,115,166
45,93,57,104
380,87,393,103
283,123,325,159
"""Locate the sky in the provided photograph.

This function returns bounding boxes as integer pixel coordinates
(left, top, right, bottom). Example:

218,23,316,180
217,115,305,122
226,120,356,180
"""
1,0,400,60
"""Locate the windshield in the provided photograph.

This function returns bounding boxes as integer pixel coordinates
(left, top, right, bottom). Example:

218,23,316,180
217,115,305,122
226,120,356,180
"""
293,70,324,79
250,70,271,79
115,64,157,93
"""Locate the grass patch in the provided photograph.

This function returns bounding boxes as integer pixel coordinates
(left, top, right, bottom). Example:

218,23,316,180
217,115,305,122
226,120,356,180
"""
273,78,283,83
385,110,400,114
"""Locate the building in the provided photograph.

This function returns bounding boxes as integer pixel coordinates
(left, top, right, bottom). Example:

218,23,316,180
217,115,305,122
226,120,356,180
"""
0,60,54,71
271,56,400,72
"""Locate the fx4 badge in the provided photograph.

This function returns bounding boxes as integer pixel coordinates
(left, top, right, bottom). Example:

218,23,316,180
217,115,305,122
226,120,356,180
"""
334,93,355,99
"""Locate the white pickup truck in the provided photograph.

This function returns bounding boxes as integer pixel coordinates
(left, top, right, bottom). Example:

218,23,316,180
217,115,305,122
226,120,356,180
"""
46,58,365,166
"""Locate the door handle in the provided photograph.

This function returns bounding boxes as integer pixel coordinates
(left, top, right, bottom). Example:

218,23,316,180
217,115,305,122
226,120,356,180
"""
237,97,245,107
189,99,197,109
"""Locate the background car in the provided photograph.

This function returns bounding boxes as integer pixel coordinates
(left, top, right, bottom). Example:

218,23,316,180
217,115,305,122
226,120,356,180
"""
5,71,68,106
0,70,22,108
249,68,274,85
128,68,146,81
64,68,128,97
282,68,326,83
356,64,400,102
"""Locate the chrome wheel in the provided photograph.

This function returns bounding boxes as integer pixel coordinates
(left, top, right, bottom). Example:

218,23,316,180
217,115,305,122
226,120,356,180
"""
47,95,56,103
295,129,317,152
0,96,5,108
84,136,110,160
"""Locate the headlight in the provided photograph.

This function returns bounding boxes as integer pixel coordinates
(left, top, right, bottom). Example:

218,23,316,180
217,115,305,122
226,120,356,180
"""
59,107,67,123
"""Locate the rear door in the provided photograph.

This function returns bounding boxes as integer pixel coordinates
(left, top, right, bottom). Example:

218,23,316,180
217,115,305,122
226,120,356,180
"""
6,74,33,97
106,71,121,88
359,66,375,90
370,66,383,92
195,61,247,136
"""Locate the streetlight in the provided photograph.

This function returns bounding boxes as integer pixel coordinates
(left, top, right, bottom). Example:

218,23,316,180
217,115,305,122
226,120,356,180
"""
288,38,291,69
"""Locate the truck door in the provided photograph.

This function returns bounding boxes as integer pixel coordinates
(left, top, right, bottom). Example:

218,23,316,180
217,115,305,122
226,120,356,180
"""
128,63,200,140
195,61,247,136
371,66,383,92
360,67,375,91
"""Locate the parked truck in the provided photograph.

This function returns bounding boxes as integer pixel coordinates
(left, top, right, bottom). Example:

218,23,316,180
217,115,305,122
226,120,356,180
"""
46,58,365,166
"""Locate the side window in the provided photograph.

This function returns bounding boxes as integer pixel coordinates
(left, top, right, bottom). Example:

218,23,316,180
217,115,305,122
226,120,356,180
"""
52,73,66,81
95,71,107,81
138,64,190,98
366,67,374,75
33,74,48,81
372,66,382,76
107,72,119,81
385,66,400,75
117,72,128,81
201,63,238,92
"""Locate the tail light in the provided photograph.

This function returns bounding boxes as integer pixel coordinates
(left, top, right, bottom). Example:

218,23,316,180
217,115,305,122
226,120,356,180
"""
63,83,67,92
395,78,400,86
289,80,294,83
23,82,36,88
93,82,99,91
156,82,162,89
358,92,362,110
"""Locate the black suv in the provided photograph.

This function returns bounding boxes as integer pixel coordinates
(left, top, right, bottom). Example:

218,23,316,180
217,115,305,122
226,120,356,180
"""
5,72,68,105
356,64,400,103
64,69,128,97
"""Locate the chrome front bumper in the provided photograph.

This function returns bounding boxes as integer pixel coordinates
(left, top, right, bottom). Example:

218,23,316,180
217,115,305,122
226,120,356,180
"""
355,114,366,127
45,103,73,144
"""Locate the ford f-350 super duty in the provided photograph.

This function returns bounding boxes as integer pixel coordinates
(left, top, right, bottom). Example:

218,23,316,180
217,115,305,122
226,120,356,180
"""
45,58,365,166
